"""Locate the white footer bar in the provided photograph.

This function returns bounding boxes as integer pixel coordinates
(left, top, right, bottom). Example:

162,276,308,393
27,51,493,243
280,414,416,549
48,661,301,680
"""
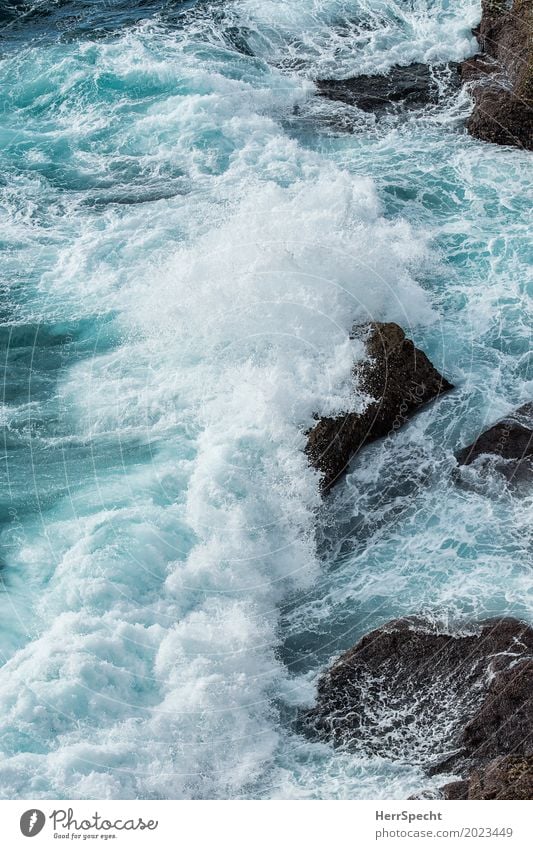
2,799,531,849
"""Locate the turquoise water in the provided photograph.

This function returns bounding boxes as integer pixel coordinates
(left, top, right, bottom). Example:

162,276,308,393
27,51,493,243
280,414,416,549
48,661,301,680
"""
0,0,531,799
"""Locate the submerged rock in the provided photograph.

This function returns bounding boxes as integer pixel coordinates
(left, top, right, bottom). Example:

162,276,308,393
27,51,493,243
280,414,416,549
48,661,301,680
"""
456,402,533,479
304,617,533,777
316,62,459,116
442,756,533,800
305,322,453,492
461,0,532,149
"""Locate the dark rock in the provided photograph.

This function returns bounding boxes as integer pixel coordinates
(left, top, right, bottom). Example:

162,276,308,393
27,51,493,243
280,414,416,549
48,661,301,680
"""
475,0,529,80
468,85,533,149
459,53,501,82
304,617,533,775
462,658,533,762
461,0,533,149
305,322,453,492
442,780,470,800
316,63,459,116
442,756,533,800
456,402,533,479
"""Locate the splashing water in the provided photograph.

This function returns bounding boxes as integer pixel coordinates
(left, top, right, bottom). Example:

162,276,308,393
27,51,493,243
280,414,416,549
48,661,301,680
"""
0,0,531,799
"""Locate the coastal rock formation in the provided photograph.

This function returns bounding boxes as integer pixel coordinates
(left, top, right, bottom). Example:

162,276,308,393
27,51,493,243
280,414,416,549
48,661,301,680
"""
317,63,459,116
306,322,453,492
461,0,532,149
456,401,533,478
304,617,533,778
443,756,533,800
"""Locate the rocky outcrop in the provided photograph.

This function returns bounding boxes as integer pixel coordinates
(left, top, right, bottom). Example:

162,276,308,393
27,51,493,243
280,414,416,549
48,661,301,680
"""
461,0,532,149
304,617,533,794
305,322,453,492
456,402,533,479
443,755,533,800
317,63,459,116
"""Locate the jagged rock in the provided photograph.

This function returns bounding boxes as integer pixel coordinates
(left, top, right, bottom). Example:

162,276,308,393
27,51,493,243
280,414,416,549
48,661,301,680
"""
467,86,532,149
316,63,459,116
305,322,453,492
442,756,533,800
460,54,501,82
456,402,533,479
441,780,470,800
461,0,532,149
304,617,533,776
462,658,533,763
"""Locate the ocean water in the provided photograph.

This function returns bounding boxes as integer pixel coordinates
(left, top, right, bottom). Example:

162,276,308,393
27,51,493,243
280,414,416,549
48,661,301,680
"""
0,0,531,799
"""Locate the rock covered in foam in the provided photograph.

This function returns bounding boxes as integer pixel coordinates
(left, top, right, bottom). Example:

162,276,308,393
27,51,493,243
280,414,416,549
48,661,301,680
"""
305,322,453,492
456,402,533,479
461,0,532,150
316,63,460,116
304,617,533,777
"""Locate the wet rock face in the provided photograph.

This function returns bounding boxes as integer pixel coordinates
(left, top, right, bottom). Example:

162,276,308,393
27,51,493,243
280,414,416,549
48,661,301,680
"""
456,402,533,479
475,0,529,81
467,85,533,149
461,0,533,149
460,54,501,82
305,322,453,492
304,618,533,775
443,756,533,800
316,63,459,116
462,658,533,763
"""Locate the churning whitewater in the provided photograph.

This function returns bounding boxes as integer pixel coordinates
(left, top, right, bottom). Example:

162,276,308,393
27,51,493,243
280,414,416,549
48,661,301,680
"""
0,1,531,799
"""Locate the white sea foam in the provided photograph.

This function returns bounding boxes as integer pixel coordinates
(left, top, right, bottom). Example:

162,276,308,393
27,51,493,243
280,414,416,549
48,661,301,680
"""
0,0,530,800
236,0,480,76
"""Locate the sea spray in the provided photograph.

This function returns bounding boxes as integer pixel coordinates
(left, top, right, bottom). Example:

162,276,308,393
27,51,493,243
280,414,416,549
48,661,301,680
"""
0,0,530,800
